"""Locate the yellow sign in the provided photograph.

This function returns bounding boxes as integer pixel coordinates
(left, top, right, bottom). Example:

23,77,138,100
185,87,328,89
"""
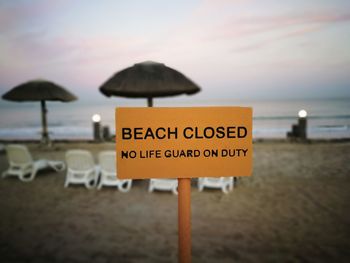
115,107,252,179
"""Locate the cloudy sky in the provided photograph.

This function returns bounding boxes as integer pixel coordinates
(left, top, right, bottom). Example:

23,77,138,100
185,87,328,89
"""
1,0,350,101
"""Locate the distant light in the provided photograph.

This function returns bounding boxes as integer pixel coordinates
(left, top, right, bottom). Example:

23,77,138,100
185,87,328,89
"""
92,114,101,122
298,110,307,118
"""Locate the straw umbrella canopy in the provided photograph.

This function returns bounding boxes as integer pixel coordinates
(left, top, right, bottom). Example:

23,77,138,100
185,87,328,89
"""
99,61,201,107
2,79,77,144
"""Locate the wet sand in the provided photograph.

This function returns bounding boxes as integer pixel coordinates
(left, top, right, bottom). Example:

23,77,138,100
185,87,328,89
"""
0,141,349,263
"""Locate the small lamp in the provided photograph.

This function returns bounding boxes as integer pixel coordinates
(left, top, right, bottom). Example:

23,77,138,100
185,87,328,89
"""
298,110,307,139
92,114,101,141
298,110,307,118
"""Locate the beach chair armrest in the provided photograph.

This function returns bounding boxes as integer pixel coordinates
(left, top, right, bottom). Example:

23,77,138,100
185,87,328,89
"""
48,160,66,171
33,160,49,170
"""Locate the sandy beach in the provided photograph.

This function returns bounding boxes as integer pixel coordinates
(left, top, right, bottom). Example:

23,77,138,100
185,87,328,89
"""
0,141,349,263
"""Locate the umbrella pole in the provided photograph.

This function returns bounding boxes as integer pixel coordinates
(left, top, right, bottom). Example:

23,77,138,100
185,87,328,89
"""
40,100,49,144
147,97,153,107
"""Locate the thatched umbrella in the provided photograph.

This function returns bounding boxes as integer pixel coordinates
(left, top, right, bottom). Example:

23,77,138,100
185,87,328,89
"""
2,79,77,144
99,61,201,107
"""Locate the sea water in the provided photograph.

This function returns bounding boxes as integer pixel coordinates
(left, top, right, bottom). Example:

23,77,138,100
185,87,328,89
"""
0,98,349,139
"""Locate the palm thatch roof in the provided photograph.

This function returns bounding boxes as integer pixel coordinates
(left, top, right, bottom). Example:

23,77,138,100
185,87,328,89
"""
2,79,77,102
99,61,200,98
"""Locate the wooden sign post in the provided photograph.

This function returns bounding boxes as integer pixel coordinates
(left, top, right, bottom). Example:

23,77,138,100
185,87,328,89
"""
115,107,252,263
178,178,191,263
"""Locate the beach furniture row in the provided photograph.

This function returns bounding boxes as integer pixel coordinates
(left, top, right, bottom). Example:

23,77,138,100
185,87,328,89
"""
2,144,235,194
66,149,235,194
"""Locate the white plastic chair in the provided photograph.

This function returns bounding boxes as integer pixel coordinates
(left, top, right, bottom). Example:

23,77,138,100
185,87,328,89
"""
65,150,98,189
149,179,178,195
198,177,235,194
2,144,65,182
97,151,132,192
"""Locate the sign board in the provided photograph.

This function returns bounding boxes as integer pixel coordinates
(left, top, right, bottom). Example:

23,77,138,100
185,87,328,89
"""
115,107,252,179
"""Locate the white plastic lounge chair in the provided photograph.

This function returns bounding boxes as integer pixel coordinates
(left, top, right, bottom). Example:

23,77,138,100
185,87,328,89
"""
2,144,65,182
65,150,98,189
149,179,178,195
198,177,234,194
97,151,132,192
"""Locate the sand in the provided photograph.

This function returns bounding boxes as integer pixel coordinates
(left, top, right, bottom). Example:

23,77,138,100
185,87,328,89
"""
0,141,349,263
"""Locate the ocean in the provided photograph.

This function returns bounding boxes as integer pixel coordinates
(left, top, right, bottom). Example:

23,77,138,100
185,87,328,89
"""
0,97,349,140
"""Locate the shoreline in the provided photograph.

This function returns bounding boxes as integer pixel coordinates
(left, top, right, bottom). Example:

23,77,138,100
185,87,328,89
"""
1,137,350,144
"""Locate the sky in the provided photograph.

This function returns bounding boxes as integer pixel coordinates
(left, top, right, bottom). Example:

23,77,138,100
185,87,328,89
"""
0,0,350,102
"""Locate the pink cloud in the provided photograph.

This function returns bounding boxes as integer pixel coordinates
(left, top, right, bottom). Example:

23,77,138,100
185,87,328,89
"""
0,0,68,33
210,12,350,41
0,32,161,93
232,24,323,52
